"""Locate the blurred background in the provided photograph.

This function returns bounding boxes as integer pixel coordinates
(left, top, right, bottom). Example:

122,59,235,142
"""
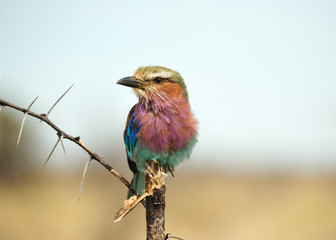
1,0,336,239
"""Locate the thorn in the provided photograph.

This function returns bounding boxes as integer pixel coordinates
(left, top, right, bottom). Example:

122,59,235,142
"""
16,114,28,147
44,137,61,166
168,166,175,177
60,135,66,155
16,96,39,147
78,158,92,201
28,96,39,110
164,165,175,177
46,84,74,118
165,234,184,240
0,105,4,112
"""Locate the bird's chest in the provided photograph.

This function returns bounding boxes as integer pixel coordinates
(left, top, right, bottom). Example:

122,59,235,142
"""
135,111,191,153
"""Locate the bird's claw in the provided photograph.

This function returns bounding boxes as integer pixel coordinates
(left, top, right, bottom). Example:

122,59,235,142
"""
164,165,175,177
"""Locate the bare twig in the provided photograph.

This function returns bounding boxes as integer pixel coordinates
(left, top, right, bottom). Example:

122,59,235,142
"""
46,84,74,118
16,96,39,147
0,97,144,207
114,192,149,223
78,158,92,201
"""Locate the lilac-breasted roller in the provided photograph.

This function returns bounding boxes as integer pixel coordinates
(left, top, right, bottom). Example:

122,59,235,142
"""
117,66,198,197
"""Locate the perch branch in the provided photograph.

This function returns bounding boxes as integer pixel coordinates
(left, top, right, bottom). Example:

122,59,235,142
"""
146,160,167,240
0,97,144,207
115,160,167,226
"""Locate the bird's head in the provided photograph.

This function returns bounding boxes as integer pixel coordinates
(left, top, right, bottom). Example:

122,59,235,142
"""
117,66,188,102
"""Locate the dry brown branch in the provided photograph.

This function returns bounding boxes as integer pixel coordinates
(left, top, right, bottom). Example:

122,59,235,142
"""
147,186,166,240
0,96,144,206
114,192,149,223
146,160,167,240
115,160,168,236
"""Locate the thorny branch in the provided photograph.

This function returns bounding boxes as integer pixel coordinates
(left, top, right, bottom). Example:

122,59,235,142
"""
1,87,188,240
0,91,144,206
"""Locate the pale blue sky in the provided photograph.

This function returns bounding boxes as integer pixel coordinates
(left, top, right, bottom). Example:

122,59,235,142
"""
1,0,336,172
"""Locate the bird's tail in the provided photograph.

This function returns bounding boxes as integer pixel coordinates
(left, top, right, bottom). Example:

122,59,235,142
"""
127,171,145,199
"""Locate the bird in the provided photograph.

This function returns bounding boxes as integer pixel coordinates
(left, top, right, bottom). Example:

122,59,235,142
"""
117,66,198,198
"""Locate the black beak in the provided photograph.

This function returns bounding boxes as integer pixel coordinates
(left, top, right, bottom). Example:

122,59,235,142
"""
117,76,142,88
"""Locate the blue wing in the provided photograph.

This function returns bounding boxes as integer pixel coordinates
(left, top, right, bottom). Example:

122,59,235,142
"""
123,105,140,173
125,111,139,158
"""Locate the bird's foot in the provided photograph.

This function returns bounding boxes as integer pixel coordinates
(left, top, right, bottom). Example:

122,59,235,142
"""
164,165,175,177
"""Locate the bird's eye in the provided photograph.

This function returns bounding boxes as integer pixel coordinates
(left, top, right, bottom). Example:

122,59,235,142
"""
153,77,164,83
